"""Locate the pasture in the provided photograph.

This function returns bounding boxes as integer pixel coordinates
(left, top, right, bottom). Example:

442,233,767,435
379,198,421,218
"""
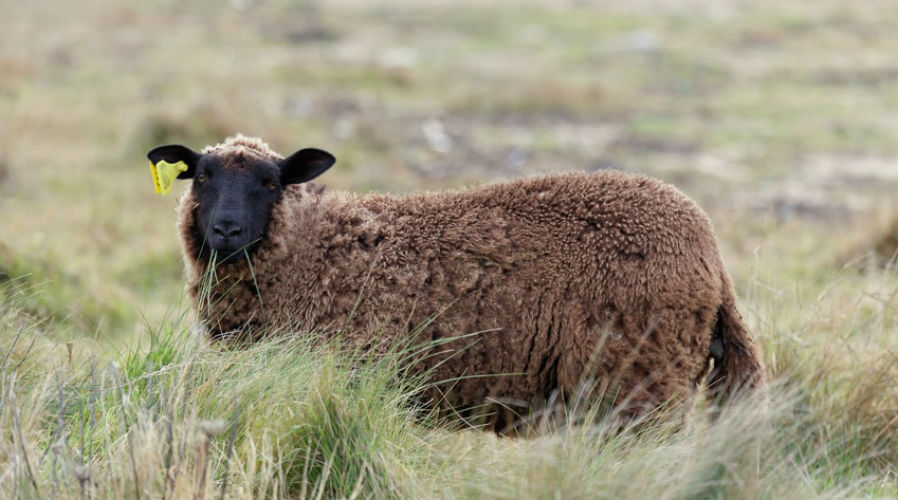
0,0,896,498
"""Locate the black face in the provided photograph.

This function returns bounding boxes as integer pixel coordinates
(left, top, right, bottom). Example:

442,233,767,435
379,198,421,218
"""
192,156,283,262
147,143,336,264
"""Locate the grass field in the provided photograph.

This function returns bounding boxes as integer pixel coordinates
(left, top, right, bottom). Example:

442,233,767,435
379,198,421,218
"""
0,0,896,498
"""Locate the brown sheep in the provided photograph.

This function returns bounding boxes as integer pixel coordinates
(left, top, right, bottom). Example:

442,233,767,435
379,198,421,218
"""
148,134,764,432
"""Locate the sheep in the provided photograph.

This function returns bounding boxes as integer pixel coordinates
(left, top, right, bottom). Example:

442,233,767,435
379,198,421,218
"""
148,134,764,431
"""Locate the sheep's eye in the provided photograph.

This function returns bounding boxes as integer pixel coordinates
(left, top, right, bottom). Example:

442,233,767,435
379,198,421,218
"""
265,180,278,190
195,173,208,184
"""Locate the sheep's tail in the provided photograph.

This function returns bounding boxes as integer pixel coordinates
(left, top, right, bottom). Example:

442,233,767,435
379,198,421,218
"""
706,272,764,402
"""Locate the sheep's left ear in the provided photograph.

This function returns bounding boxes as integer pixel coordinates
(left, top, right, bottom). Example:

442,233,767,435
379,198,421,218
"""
278,148,336,185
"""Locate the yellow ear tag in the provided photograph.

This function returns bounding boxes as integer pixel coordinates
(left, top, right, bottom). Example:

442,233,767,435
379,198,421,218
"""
149,160,188,196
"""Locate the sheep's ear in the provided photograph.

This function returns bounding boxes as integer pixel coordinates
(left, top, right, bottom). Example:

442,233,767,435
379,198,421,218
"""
278,148,336,185
147,145,201,179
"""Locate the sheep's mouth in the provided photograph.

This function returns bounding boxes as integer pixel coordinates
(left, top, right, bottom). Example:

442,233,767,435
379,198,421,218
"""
212,249,247,265
206,239,262,265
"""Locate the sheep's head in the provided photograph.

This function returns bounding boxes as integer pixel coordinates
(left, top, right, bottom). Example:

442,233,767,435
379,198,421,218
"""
147,139,335,264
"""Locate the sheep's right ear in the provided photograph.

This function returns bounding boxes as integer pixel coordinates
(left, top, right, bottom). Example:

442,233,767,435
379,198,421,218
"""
147,145,201,179
278,148,336,185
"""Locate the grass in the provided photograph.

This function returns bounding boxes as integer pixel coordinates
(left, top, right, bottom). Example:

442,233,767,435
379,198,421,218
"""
0,257,896,499
0,0,895,497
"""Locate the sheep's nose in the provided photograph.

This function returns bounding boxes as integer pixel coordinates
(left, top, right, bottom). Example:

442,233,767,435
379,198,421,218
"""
213,221,243,239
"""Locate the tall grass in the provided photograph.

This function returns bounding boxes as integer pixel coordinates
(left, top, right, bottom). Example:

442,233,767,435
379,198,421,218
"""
0,267,895,499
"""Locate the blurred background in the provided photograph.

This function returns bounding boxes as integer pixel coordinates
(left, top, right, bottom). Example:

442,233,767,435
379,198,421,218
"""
0,0,896,343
